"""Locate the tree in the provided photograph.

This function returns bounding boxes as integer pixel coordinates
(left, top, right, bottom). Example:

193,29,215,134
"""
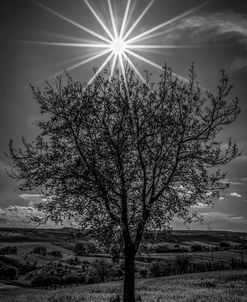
8,65,240,302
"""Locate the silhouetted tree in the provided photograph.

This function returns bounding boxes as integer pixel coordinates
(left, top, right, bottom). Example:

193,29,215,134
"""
8,65,240,302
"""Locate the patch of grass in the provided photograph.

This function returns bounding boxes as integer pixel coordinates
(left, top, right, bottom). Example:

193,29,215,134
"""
1,270,247,302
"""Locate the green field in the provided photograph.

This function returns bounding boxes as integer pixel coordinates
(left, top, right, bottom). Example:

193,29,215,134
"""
0,269,247,302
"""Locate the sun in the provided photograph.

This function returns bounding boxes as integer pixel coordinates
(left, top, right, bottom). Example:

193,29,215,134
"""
31,0,217,86
111,39,126,56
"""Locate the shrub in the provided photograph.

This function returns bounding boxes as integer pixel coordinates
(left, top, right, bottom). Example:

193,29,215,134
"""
148,261,168,277
0,246,18,255
139,268,148,278
90,259,114,282
74,241,99,255
219,241,231,249
85,269,99,284
74,242,86,255
191,244,204,252
174,255,191,274
154,243,170,253
51,250,62,257
68,257,79,266
32,246,47,255
0,266,18,280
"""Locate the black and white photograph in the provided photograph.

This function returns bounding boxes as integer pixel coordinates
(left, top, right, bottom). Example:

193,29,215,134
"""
0,0,247,301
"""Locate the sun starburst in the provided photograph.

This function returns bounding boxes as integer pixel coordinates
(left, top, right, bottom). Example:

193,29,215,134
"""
30,0,220,86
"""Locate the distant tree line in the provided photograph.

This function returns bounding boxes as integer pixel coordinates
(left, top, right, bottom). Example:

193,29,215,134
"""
31,246,62,258
0,246,18,255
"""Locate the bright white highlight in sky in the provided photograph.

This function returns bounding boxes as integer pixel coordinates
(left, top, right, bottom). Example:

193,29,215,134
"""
111,39,126,56
31,0,217,85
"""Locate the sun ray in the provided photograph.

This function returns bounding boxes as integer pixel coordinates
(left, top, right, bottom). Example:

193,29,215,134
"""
126,49,163,70
119,0,132,39
107,0,118,39
19,41,110,48
37,51,102,83
127,44,230,49
110,53,118,80
135,28,176,43
53,51,101,68
35,31,99,44
84,0,114,41
31,0,111,44
126,49,189,82
119,54,126,78
118,54,129,96
123,0,155,41
31,0,220,86
126,0,216,44
65,49,112,73
122,52,146,83
87,52,115,85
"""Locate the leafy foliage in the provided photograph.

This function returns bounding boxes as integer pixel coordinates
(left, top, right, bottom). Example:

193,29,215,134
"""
7,65,240,302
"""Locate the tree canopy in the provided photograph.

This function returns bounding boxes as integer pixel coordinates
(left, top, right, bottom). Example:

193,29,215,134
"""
8,65,240,302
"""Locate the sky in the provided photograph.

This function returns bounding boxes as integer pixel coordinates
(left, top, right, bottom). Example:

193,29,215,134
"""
0,0,247,231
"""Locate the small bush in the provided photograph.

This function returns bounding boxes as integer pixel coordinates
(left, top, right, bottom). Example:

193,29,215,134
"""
0,246,18,255
74,241,99,255
51,250,62,257
32,246,47,255
0,266,18,280
219,241,231,249
191,244,204,252
148,261,168,277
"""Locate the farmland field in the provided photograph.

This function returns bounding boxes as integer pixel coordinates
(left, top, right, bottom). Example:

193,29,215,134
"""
1,228,247,301
0,269,247,302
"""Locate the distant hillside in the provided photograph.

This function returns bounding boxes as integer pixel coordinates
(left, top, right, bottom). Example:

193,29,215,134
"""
0,227,247,245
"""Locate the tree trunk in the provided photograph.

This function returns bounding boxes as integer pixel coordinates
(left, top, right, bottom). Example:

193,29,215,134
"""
123,245,136,302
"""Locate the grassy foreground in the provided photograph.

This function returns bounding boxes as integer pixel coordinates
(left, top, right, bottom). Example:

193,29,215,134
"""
1,269,247,302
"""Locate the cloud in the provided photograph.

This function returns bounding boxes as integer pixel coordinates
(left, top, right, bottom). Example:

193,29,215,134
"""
192,202,210,209
220,179,246,186
219,197,224,200
167,11,247,72
0,197,74,228
231,57,247,72
177,12,247,47
19,194,44,200
0,204,72,228
201,212,243,220
0,160,11,174
172,211,247,231
232,155,247,162
19,194,46,206
0,205,45,227
230,192,242,198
